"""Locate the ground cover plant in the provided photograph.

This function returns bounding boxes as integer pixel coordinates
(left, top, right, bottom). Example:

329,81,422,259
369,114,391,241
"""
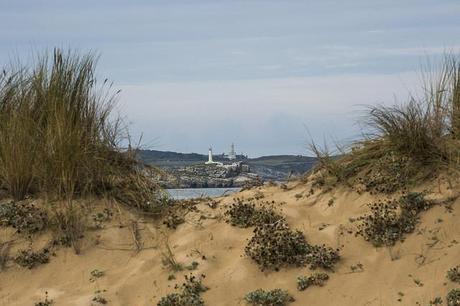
244,288,294,306
14,247,50,269
225,199,284,228
356,192,431,246
245,220,339,271
34,292,54,306
157,274,208,306
0,200,48,234
297,273,329,291
447,266,460,283
447,289,460,306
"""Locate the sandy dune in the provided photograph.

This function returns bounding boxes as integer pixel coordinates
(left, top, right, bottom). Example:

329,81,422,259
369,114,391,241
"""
0,179,459,305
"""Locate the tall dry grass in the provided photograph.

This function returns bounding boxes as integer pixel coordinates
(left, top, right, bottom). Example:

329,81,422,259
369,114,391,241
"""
310,54,460,183
0,49,163,210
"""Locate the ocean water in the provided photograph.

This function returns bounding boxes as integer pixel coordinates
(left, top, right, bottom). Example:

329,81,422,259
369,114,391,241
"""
166,187,241,200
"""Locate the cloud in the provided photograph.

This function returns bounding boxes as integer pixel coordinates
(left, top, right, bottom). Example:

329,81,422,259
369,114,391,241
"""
118,72,419,156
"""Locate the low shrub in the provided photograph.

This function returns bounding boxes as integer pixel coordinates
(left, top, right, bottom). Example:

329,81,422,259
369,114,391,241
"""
245,221,339,271
447,266,460,283
92,294,108,305
34,292,54,306
447,289,460,306
90,269,105,282
297,273,329,291
0,201,48,234
305,244,341,270
163,212,185,229
356,192,431,246
429,297,443,305
356,152,413,194
51,205,86,254
244,288,294,306
157,274,208,306
91,208,113,229
15,248,50,269
225,199,284,228
161,243,183,272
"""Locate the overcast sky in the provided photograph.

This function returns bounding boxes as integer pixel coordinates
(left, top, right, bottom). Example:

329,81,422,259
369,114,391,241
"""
1,0,460,156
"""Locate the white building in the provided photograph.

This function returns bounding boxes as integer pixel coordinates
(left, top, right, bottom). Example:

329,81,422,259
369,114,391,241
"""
227,143,237,160
205,147,223,166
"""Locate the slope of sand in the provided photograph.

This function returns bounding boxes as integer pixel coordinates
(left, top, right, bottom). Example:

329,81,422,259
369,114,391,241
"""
0,179,459,306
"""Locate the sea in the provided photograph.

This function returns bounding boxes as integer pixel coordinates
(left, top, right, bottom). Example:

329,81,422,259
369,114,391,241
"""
166,187,241,200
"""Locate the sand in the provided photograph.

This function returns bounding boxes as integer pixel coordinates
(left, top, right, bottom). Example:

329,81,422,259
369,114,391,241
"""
0,179,459,305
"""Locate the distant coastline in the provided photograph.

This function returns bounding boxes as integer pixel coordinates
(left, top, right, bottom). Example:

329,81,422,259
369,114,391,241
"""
138,149,317,188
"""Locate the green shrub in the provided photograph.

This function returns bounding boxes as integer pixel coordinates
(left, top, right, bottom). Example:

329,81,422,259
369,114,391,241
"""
297,273,329,291
447,289,460,306
356,192,431,246
245,221,339,271
51,204,86,254
225,199,284,228
15,248,50,269
91,208,113,229
34,292,54,306
447,266,460,283
157,274,208,306
0,200,48,234
244,288,294,306
356,152,414,194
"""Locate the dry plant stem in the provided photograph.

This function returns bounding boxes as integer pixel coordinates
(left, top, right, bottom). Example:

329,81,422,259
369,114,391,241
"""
130,220,142,253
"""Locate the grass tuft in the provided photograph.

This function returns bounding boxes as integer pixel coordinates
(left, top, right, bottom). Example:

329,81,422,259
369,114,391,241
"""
308,55,460,193
0,49,164,213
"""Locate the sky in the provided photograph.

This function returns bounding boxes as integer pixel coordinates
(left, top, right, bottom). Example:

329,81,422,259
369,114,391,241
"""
1,0,460,156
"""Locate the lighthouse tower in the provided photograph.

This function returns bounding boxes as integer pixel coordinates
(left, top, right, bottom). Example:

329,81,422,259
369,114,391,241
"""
205,147,214,164
205,147,223,166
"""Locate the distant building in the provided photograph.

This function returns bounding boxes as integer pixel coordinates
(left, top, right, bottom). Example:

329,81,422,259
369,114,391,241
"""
225,143,237,160
205,147,223,166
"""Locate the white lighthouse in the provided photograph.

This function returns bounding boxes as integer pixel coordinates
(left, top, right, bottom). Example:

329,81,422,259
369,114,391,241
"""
205,147,214,164
205,147,223,166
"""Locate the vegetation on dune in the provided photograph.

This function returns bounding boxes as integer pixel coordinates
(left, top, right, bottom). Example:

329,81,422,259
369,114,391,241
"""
34,292,54,306
447,289,460,306
0,49,167,257
157,274,208,306
309,55,460,193
224,199,284,228
0,49,165,207
447,265,460,283
245,220,340,271
14,247,50,269
244,288,294,306
296,272,329,291
355,192,432,247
